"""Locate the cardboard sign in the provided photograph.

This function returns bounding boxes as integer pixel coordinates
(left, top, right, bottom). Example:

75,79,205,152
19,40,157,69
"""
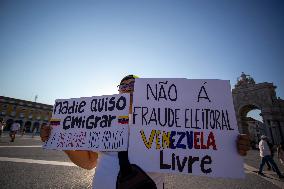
128,78,244,178
43,94,130,151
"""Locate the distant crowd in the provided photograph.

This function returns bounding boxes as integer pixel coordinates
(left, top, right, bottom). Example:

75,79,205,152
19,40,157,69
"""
0,119,45,142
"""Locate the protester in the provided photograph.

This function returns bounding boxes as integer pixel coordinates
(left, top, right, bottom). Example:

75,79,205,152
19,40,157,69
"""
277,142,284,165
10,121,20,142
258,135,284,178
41,75,251,189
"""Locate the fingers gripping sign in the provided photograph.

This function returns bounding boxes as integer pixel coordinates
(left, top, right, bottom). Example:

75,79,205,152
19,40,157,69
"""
237,134,251,156
40,124,51,142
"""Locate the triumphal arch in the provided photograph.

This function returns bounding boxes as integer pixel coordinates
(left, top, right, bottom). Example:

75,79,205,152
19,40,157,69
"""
232,72,284,144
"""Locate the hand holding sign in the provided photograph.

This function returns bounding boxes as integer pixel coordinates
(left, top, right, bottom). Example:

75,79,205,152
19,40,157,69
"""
43,94,130,151
40,124,51,142
237,134,251,156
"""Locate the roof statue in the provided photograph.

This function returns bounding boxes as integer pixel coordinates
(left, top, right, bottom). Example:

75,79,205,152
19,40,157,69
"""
235,72,255,87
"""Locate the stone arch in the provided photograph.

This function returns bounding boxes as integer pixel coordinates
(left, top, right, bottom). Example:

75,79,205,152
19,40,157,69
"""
16,120,23,128
238,104,261,132
238,104,266,145
233,73,284,145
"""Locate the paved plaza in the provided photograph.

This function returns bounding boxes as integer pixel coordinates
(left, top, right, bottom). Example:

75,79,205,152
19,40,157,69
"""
0,132,284,189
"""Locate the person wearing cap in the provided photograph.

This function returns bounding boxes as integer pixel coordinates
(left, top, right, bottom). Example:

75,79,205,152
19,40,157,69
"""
258,135,284,178
41,75,251,189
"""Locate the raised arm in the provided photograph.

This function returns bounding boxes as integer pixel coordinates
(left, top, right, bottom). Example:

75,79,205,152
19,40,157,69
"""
64,150,98,170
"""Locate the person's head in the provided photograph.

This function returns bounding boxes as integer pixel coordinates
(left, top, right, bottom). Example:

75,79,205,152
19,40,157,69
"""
261,135,268,141
118,75,139,94
118,74,139,113
280,142,284,150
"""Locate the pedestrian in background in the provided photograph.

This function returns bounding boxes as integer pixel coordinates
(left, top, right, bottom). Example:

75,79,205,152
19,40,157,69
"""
10,121,20,142
0,120,6,138
32,124,39,138
21,123,27,136
258,135,284,178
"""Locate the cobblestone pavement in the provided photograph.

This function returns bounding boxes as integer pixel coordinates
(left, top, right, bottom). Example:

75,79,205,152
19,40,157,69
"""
0,133,284,189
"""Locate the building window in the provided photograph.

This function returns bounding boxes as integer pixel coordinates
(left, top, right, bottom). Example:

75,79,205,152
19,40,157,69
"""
10,111,16,117
29,110,33,119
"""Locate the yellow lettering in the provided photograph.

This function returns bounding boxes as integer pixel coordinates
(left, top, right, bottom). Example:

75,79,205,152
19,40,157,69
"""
162,131,170,149
156,130,161,149
140,129,156,149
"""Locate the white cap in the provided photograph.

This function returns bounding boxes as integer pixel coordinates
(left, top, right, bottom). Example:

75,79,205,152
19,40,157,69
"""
261,135,267,139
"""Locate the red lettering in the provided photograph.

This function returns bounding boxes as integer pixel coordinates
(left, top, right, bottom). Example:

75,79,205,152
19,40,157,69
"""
207,132,217,150
200,132,207,149
194,132,200,149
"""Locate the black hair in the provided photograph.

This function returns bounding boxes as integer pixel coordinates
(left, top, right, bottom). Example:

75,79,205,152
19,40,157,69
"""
120,75,138,85
281,142,284,151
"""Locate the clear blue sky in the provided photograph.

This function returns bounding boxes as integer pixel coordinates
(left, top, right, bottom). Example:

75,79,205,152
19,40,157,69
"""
1,0,284,108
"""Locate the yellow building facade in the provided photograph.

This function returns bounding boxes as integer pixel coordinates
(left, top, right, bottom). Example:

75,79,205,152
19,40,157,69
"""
0,96,52,132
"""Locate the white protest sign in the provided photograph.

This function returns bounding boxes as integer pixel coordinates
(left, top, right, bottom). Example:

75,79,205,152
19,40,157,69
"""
128,78,244,178
43,94,130,151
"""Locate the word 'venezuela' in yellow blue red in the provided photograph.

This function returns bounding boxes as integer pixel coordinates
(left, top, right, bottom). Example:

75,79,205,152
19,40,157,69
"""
140,129,217,150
